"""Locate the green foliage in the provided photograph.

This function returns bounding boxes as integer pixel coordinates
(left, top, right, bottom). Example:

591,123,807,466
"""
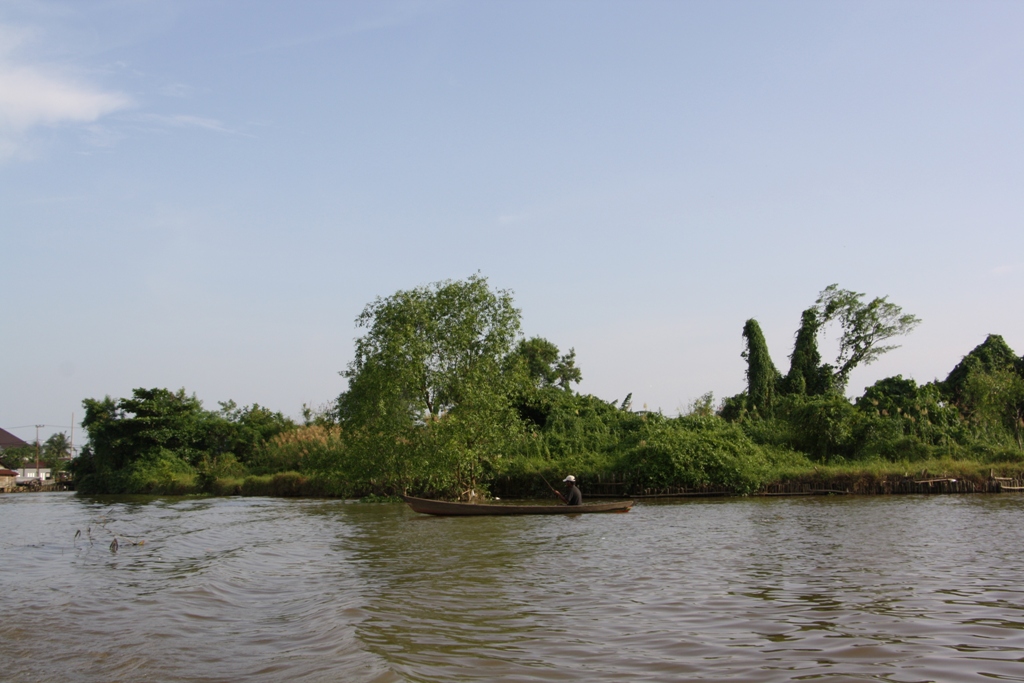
213,401,296,465
552,348,583,390
81,388,209,473
0,444,34,470
336,275,526,498
936,336,1024,450
741,319,780,415
621,415,783,494
815,284,921,390
782,308,834,396
959,367,1024,448
718,392,747,422
508,337,585,429
67,278,1023,500
43,432,71,472
340,273,521,424
123,449,197,494
77,387,295,493
241,472,309,497
256,424,344,475
943,334,1022,400
513,389,642,459
513,336,560,387
777,393,858,462
856,376,964,445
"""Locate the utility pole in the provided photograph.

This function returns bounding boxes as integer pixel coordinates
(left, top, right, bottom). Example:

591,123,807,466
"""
35,424,43,478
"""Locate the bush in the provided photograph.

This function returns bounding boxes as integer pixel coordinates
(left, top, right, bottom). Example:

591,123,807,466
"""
123,449,198,494
241,471,309,497
620,416,773,494
254,425,345,475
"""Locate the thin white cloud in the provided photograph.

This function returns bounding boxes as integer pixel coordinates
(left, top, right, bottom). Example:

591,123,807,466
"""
158,82,193,98
0,22,132,159
0,63,131,131
126,112,246,135
248,1,449,54
81,123,124,149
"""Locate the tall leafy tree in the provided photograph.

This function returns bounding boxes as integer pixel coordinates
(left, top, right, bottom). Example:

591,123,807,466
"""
511,336,583,392
741,319,780,415
815,284,921,391
340,274,522,424
43,432,71,473
513,337,561,387
338,274,525,496
554,348,582,391
782,308,834,396
81,388,209,472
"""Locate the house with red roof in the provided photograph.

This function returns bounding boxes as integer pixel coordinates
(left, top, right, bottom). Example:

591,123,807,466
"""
0,468,19,491
0,427,28,451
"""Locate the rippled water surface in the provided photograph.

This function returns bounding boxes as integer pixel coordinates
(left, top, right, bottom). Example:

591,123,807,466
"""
2,493,1023,682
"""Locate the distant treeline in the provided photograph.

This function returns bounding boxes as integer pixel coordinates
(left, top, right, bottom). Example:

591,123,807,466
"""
71,275,1024,498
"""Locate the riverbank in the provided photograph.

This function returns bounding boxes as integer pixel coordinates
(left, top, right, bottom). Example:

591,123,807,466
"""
72,457,1024,500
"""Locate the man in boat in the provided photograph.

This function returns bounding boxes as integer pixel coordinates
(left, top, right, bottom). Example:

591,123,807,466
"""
556,475,582,505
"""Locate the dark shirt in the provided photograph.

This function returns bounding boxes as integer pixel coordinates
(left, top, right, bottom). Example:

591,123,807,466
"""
565,484,582,506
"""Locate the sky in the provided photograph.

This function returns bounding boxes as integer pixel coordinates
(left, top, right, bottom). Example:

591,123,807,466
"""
2,0,1023,446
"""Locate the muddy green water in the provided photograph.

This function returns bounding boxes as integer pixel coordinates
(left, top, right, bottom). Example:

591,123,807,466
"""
2,493,1023,682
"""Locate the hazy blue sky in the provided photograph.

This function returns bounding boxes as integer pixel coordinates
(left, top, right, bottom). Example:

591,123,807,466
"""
3,0,1023,445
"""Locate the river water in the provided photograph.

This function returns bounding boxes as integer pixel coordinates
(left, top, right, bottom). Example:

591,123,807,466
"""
2,493,1023,682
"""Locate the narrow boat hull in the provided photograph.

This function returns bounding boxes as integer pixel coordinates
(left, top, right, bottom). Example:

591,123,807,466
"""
402,495,634,516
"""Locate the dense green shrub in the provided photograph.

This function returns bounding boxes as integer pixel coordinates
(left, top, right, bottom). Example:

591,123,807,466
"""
620,416,774,493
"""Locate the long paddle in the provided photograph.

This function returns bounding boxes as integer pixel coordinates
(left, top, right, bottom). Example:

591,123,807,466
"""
540,473,567,504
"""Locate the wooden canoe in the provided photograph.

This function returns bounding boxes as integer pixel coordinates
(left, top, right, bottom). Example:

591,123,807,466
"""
402,495,634,516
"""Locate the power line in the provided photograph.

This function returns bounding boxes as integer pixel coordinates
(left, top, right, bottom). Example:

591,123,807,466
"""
9,424,73,430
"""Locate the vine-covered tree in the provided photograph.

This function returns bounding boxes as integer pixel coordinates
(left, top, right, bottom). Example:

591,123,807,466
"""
943,334,1021,401
782,308,834,396
943,335,1024,448
741,319,780,415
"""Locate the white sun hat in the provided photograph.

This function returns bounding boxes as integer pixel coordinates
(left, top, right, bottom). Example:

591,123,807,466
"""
563,475,576,483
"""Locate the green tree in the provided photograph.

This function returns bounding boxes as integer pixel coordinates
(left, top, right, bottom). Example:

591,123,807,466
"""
782,308,834,396
959,367,1024,449
553,347,583,391
784,393,858,462
337,274,526,497
340,274,521,424
43,432,71,473
513,337,561,387
213,400,295,465
75,388,295,492
943,334,1022,401
815,284,921,390
0,445,33,470
509,337,582,392
741,319,780,415
81,388,209,472
854,375,966,454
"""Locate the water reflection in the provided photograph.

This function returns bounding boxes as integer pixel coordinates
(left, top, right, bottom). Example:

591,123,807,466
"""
2,493,1024,682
